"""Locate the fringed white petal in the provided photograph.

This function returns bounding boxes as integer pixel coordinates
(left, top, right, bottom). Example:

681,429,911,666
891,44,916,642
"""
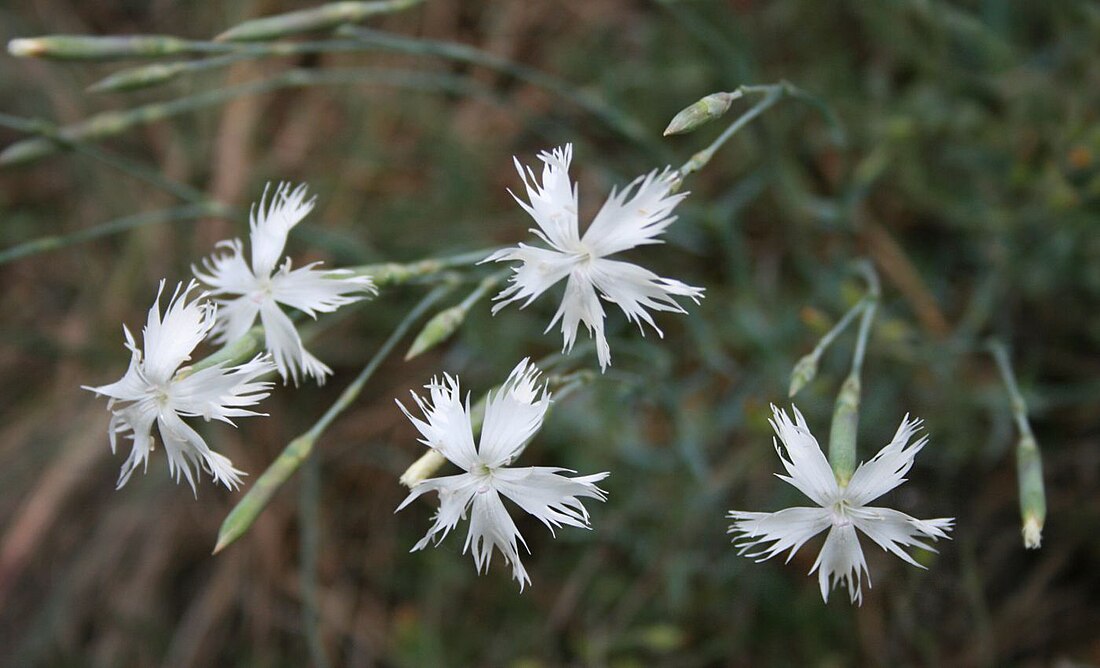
769,405,840,507
845,414,927,507
269,262,375,317
581,168,687,257
170,354,275,423
192,239,258,296
485,244,579,313
811,523,869,605
395,373,479,472
156,410,246,492
478,359,551,467
465,488,531,590
511,144,580,251
727,507,832,563
548,272,610,370
259,299,329,385
141,280,214,386
849,506,954,567
492,467,609,535
249,182,315,278
588,257,704,337
109,401,159,488
207,295,262,345
398,472,482,550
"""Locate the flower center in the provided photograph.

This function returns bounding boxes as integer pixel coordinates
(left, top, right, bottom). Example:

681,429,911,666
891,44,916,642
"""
830,499,853,527
152,384,172,407
473,462,495,493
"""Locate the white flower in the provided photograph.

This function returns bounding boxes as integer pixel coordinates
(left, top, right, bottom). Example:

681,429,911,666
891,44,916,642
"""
484,145,704,371
194,182,375,385
84,280,275,491
727,405,954,605
396,359,608,590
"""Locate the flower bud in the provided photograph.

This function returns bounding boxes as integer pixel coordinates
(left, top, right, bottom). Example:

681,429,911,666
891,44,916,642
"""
788,353,818,397
663,91,740,136
405,304,466,360
1017,433,1046,550
8,35,193,60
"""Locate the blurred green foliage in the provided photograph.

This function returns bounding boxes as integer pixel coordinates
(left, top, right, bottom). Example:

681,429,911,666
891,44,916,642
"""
0,1,1098,666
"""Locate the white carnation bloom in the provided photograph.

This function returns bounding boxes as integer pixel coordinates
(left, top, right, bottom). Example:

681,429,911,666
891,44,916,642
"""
84,280,275,491
194,182,375,385
727,405,954,605
396,359,608,590
484,145,704,371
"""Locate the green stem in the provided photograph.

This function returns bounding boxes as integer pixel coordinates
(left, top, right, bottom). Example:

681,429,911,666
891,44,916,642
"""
789,297,868,397
213,282,456,554
1,68,494,167
988,339,1046,549
404,270,506,360
0,203,228,266
337,26,664,159
217,0,427,42
299,443,329,668
87,41,382,93
673,80,842,187
348,247,498,287
827,261,880,485
0,112,218,205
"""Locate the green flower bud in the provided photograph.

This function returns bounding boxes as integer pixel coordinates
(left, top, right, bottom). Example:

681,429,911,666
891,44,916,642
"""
663,91,739,136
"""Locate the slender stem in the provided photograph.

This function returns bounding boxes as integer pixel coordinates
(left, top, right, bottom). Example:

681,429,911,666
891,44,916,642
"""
214,283,456,553
459,270,505,310
849,262,881,380
988,339,1046,549
814,298,868,361
0,112,217,205
216,0,427,42
404,269,507,360
0,203,227,266
337,26,664,159
87,39,430,93
827,261,881,484
308,285,457,439
299,445,328,668
673,80,843,187
675,84,784,183
1,68,495,167
789,297,868,397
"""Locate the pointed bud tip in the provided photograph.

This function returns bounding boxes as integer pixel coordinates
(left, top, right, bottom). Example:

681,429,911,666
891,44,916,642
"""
1022,516,1043,549
663,92,738,136
212,536,230,555
788,355,818,398
8,38,41,57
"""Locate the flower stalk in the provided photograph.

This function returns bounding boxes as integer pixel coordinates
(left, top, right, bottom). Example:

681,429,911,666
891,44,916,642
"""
669,80,842,191
405,271,504,360
7,35,227,60
216,0,427,42
0,68,490,167
988,340,1046,549
789,297,868,398
827,261,880,486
